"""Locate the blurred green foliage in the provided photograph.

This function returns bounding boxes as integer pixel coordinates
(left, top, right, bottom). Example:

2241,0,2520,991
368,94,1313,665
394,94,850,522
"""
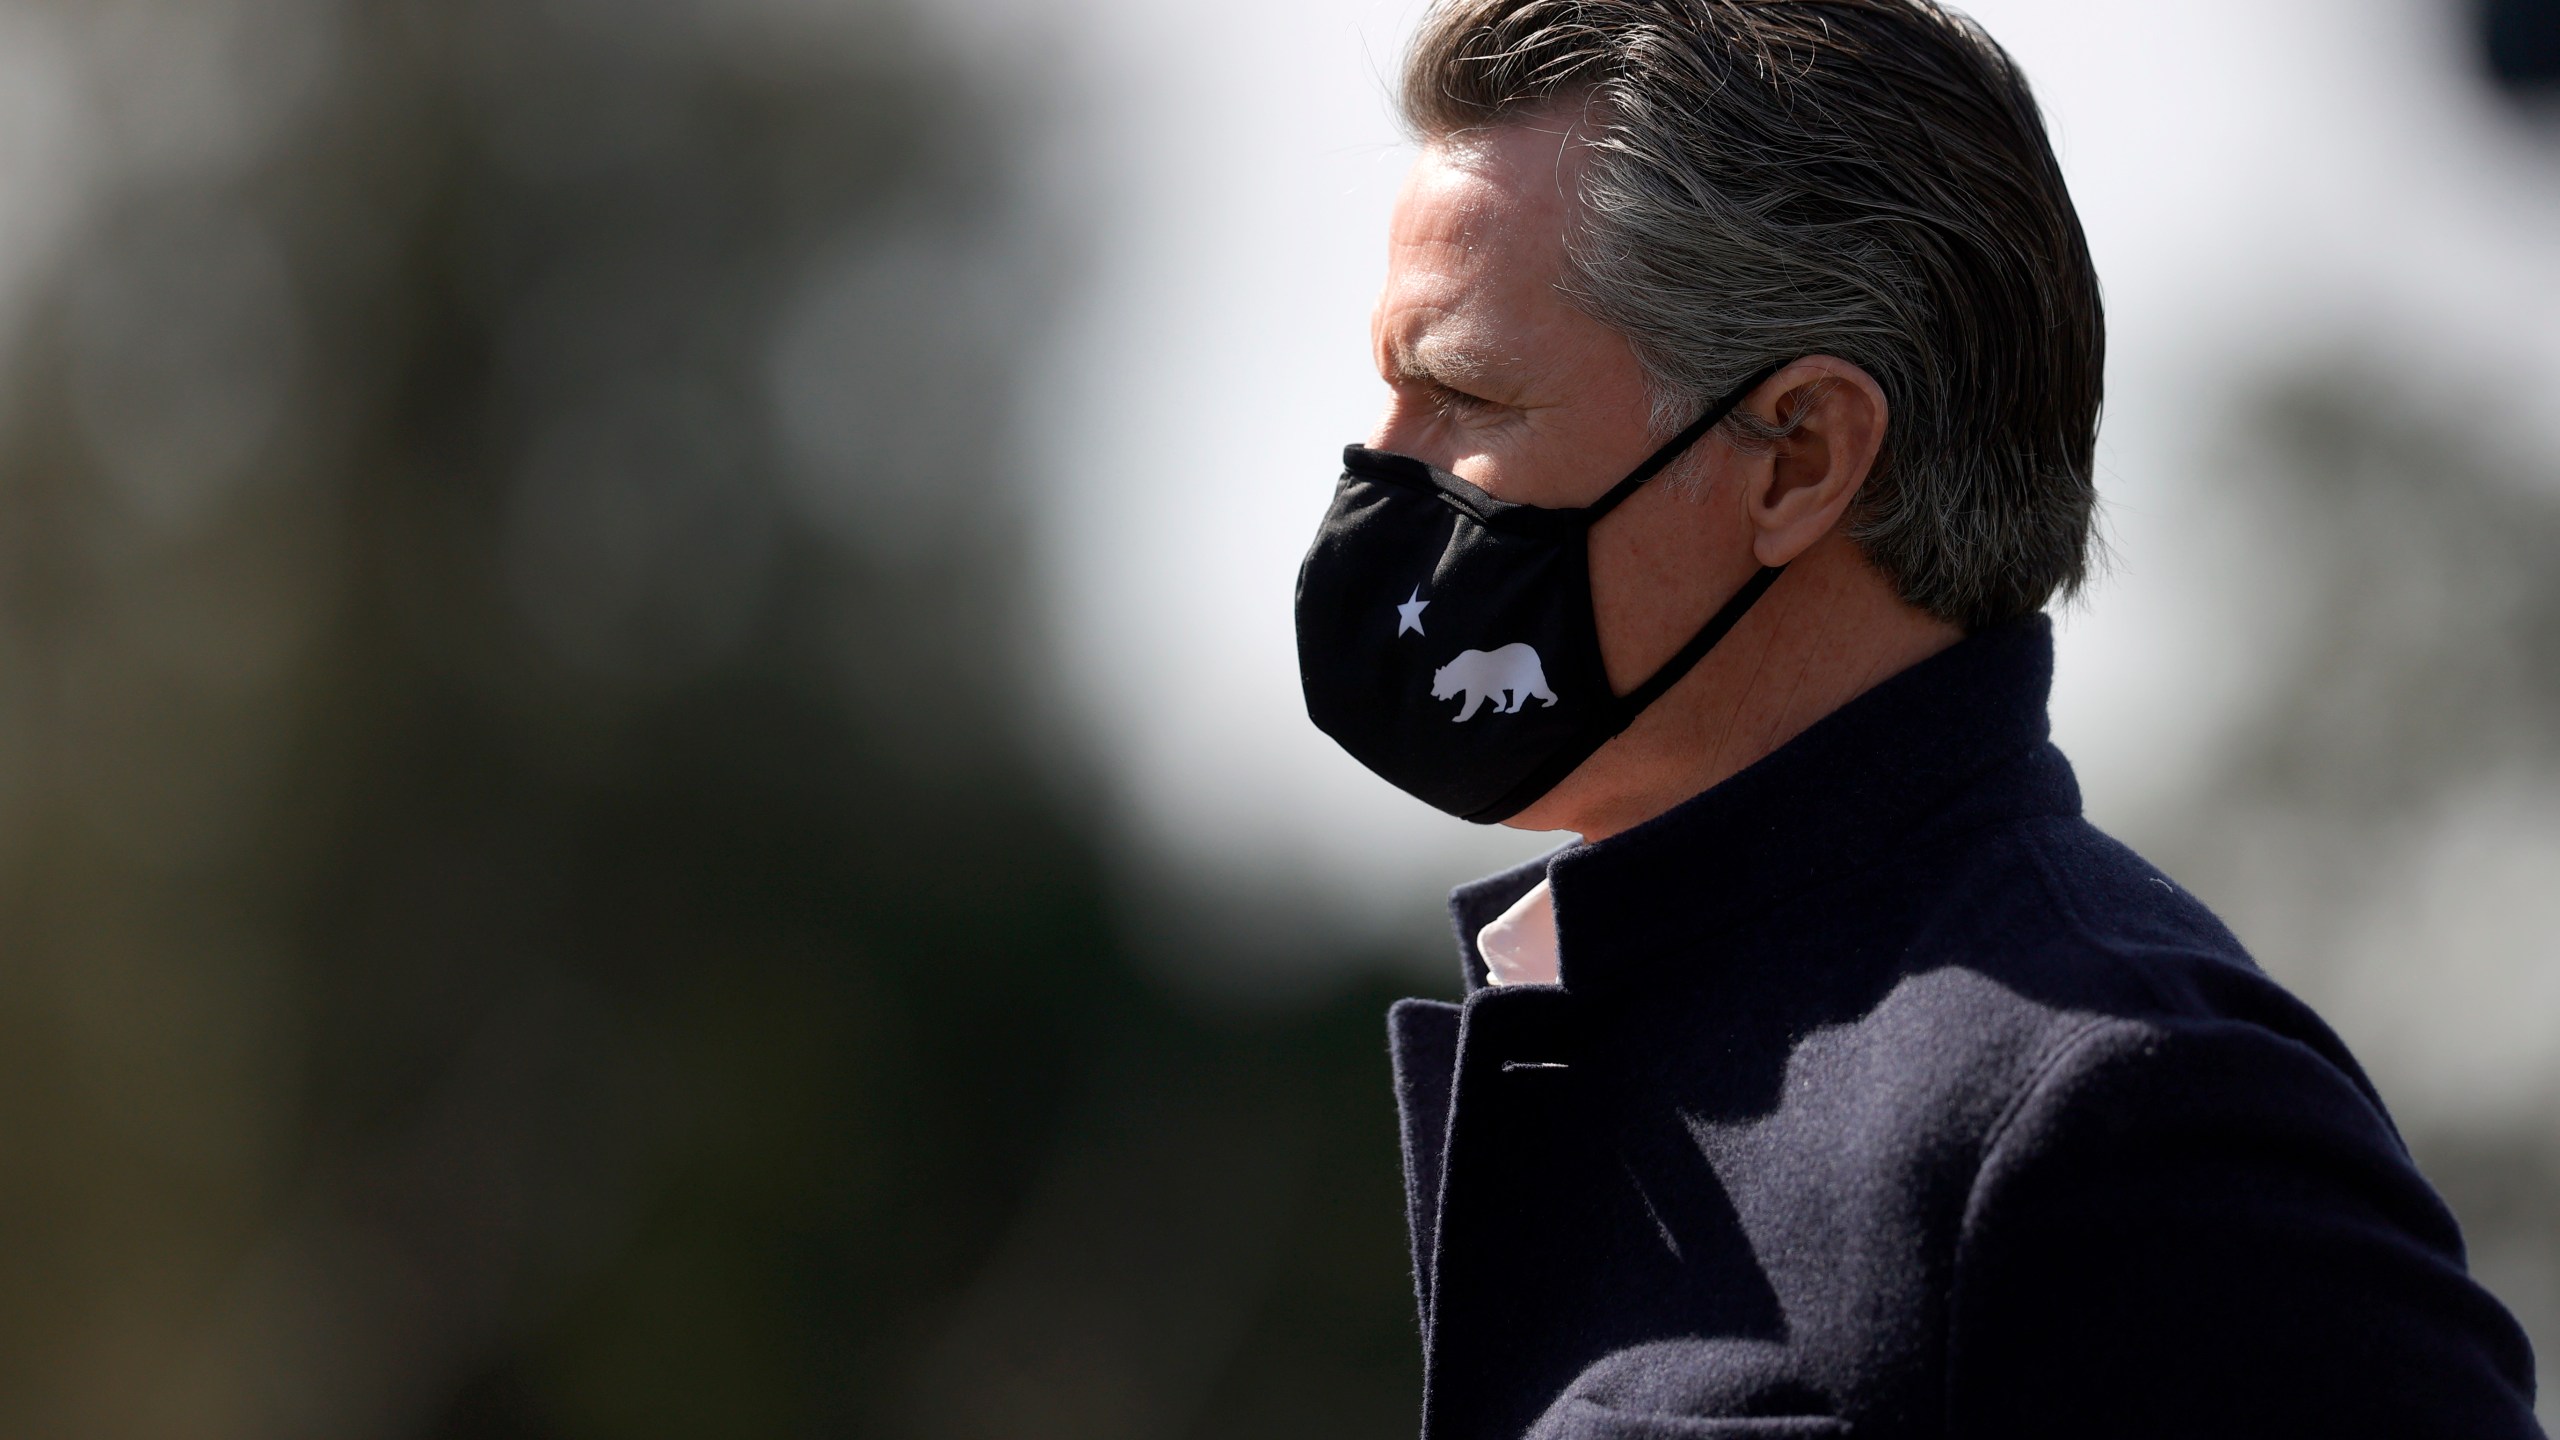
0,1,1429,1435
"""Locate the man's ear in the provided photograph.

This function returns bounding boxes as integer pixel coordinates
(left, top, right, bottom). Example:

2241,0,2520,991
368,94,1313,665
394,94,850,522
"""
1740,357,1888,568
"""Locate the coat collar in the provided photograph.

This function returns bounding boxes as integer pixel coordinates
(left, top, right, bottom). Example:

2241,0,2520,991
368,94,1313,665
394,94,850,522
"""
1447,615,2080,999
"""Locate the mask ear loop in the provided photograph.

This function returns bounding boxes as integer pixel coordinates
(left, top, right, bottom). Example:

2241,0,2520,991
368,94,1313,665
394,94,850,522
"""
1577,360,1788,523
1464,557,1785,824
1581,358,1794,723
1459,362,1798,824
1610,563,1784,725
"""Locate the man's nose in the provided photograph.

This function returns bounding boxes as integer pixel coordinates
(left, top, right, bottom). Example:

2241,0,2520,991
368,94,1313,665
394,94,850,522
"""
1366,399,1451,466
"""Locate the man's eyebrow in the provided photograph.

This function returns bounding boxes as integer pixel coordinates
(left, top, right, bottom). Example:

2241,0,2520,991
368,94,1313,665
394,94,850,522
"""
1386,332,1502,391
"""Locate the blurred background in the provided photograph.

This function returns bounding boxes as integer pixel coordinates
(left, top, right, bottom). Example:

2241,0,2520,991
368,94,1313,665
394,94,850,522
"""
0,0,2552,1434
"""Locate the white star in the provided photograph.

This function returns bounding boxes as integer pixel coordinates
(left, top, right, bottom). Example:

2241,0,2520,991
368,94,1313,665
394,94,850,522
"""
1396,587,1430,637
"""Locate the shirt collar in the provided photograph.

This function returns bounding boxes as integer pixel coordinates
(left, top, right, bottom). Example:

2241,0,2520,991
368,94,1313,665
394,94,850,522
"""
1447,615,2079,998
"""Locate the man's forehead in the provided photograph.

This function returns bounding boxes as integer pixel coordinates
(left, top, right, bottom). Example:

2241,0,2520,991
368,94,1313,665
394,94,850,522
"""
1380,126,1586,373
1400,125,1584,239
1375,254,1514,385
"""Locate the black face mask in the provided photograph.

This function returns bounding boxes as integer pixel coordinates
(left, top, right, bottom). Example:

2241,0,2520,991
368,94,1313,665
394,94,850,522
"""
1294,363,1786,825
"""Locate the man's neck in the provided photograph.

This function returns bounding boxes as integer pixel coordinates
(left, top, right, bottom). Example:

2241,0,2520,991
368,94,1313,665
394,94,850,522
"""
1514,533,1964,842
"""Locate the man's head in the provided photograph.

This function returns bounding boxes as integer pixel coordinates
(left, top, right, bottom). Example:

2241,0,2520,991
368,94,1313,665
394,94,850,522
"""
1380,0,2102,631
1361,0,2100,836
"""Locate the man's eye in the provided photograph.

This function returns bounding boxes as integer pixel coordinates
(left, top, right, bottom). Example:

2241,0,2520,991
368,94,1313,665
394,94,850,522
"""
1429,383,1495,416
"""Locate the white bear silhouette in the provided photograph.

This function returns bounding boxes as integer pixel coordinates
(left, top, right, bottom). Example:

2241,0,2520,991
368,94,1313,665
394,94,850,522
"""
1432,644,1558,721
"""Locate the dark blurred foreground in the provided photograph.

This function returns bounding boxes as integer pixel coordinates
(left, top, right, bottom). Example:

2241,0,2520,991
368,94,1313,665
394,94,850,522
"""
0,3,1421,1435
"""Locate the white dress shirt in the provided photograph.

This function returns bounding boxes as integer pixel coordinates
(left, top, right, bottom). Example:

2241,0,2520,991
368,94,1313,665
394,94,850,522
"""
1476,878,1560,986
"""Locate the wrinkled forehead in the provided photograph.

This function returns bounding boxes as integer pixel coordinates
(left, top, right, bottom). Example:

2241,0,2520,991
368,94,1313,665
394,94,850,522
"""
1393,122,1584,257
1379,123,1589,353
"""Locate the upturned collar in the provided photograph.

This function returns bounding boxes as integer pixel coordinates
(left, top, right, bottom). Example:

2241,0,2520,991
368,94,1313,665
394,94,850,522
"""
1447,615,2080,998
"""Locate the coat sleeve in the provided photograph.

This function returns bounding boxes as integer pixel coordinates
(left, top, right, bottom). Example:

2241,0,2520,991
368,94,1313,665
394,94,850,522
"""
1945,1016,2543,1439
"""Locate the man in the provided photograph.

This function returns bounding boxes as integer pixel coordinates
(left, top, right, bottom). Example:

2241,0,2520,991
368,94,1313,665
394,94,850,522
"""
1290,2,2545,1436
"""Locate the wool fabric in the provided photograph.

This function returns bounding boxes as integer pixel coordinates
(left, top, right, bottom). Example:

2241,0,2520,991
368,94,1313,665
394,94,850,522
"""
1389,616,2543,1440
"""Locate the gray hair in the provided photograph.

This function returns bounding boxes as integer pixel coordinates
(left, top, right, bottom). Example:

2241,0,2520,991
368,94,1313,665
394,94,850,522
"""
1401,0,2104,630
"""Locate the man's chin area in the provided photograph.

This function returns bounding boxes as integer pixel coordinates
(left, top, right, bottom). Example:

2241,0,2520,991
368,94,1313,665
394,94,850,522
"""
1499,815,1587,845
1499,767,1626,844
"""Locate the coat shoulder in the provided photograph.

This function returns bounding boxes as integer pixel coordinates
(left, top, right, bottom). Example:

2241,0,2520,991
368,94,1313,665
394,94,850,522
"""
1913,814,2385,1102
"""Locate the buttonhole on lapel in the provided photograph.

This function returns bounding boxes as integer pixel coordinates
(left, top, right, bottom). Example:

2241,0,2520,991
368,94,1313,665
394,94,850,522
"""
1500,1061,1570,1072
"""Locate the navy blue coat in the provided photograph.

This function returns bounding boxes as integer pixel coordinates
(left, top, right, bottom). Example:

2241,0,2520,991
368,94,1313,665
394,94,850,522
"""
1388,618,2542,1439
